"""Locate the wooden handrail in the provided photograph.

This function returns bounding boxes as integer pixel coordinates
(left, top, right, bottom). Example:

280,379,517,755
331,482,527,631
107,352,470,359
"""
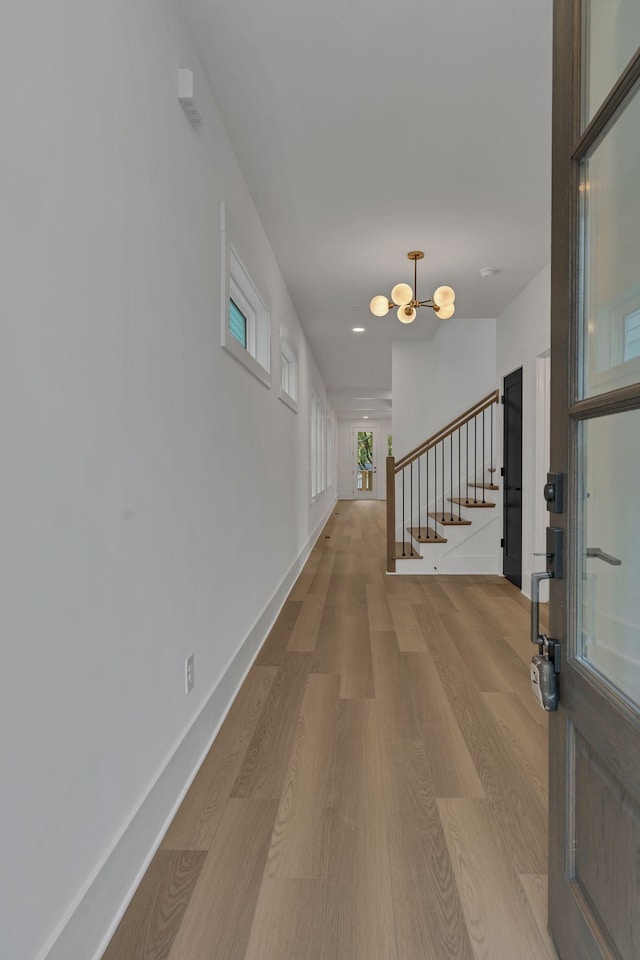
394,389,499,473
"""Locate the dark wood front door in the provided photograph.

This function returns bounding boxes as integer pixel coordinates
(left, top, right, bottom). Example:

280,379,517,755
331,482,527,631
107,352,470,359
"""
549,4,640,959
502,367,523,587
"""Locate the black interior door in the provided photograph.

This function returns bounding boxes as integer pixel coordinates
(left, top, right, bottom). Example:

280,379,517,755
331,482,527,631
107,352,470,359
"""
503,367,523,586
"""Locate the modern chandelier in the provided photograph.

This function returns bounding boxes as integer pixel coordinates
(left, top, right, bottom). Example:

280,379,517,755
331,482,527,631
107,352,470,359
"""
370,251,455,324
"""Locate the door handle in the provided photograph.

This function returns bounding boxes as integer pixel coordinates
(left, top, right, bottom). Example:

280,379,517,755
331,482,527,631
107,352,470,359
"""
531,570,552,648
585,547,622,566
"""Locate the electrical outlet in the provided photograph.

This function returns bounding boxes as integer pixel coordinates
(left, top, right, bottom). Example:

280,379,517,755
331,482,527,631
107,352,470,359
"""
185,653,195,694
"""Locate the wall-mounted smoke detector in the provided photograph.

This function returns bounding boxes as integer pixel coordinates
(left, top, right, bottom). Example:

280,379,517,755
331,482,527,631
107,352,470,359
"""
177,69,203,127
479,268,498,279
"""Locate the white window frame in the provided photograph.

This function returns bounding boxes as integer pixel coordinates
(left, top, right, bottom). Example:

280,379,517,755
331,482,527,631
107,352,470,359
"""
318,402,326,495
220,203,271,387
279,329,298,412
311,392,318,500
326,412,334,489
310,391,333,500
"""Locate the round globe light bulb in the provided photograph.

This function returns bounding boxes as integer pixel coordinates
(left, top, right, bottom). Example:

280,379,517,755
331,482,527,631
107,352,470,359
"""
398,305,416,324
437,302,455,320
433,285,455,308
391,283,413,306
370,295,390,317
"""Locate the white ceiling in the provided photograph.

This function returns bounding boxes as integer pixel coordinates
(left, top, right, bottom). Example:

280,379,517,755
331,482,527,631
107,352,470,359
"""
182,0,552,419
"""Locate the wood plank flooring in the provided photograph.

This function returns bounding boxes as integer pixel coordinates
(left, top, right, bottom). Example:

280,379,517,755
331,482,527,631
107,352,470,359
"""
102,500,557,960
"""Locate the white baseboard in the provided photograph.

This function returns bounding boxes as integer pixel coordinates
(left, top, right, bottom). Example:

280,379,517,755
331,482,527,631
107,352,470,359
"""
40,498,337,960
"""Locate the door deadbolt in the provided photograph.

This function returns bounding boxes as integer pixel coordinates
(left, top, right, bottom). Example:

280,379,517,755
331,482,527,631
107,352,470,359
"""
544,472,564,513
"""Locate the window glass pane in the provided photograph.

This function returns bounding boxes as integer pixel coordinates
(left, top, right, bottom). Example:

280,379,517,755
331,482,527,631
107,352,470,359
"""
583,0,640,126
229,298,247,348
579,84,640,398
578,409,640,708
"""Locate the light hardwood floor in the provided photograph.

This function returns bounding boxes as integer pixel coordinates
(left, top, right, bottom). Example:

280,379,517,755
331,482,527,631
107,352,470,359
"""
103,500,557,960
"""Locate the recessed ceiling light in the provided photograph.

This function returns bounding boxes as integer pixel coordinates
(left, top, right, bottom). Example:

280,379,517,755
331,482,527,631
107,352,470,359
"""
363,415,369,419
479,268,498,278
352,327,365,333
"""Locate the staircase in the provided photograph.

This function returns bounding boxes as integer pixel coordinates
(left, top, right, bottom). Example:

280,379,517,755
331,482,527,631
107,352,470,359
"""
386,390,500,574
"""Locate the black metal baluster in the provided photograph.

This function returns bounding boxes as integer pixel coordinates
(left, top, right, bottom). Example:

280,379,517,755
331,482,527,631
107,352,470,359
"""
474,415,478,503
490,400,494,475
449,434,454,520
426,446,430,538
410,461,414,554
402,468,406,557
434,444,438,534
418,456,421,539
441,439,445,521
466,421,469,504
482,409,486,503
458,428,461,521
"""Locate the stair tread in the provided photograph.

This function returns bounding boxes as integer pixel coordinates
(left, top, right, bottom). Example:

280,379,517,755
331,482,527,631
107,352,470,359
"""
394,541,423,559
427,512,471,526
469,482,500,490
407,526,447,544
448,497,496,508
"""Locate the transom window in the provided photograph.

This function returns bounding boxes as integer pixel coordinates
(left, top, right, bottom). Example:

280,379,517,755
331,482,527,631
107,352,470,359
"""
220,202,271,387
279,330,298,412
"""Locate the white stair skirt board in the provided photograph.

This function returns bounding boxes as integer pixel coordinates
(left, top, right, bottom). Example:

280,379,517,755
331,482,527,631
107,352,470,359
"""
395,514,501,575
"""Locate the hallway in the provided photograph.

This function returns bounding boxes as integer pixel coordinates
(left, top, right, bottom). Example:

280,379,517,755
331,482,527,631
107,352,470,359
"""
103,500,557,960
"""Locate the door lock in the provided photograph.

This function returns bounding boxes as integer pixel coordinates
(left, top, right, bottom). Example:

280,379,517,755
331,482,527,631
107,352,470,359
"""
530,570,560,711
529,523,563,712
531,646,559,712
544,472,564,513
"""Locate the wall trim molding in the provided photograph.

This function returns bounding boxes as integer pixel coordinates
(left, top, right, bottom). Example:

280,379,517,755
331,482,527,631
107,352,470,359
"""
39,496,337,960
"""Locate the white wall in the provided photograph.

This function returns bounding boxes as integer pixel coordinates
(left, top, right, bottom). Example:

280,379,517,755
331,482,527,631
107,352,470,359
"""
496,263,551,597
0,4,335,959
392,319,497,461
337,419,391,498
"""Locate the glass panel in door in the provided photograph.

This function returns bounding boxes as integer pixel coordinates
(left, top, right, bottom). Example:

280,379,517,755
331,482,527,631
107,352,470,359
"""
356,430,375,496
580,83,640,399
583,0,640,126
578,408,640,706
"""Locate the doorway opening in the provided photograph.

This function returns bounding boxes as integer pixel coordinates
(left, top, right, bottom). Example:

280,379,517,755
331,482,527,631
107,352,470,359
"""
353,426,378,498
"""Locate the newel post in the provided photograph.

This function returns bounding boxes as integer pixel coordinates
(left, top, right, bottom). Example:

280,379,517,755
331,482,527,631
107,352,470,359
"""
386,456,396,573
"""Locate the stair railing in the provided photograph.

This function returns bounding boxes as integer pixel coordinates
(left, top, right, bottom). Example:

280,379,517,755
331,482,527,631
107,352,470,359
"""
386,389,499,572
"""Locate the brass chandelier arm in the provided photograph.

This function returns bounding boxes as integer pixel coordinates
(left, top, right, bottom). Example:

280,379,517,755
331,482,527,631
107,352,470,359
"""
388,298,438,309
